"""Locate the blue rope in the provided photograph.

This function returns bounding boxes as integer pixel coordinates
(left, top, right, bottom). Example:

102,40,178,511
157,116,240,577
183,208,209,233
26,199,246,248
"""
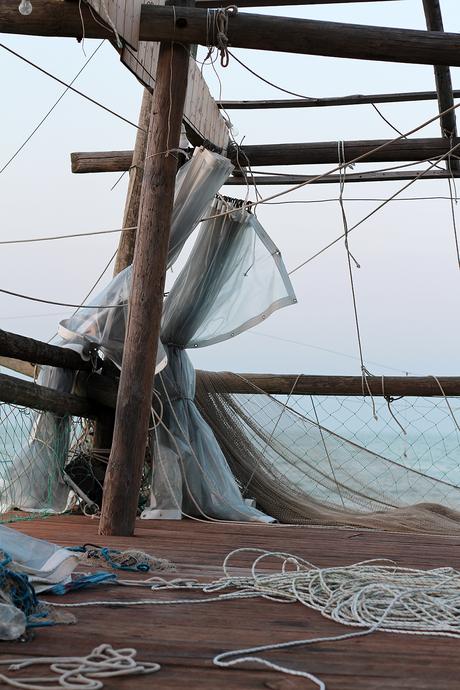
49,572,117,595
0,552,38,617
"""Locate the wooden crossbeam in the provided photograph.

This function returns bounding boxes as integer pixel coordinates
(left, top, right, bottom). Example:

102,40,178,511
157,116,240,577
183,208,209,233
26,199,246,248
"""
225,169,460,185
2,1,460,66
70,138,460,173
0,329,92,371
195,0,399,6
218,90,460,110
200,372,460,397
0,372,97,418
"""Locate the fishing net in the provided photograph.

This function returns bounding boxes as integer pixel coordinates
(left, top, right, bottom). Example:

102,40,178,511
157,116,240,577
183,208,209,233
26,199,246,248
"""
195,371,460,534
0,402,94,522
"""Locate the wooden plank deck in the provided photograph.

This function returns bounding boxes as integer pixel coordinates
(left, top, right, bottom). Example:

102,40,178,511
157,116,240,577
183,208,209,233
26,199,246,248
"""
2,516,460,689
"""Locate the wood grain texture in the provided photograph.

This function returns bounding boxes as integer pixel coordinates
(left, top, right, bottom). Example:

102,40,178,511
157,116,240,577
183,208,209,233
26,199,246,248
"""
98,38,190,537
3,515,460,690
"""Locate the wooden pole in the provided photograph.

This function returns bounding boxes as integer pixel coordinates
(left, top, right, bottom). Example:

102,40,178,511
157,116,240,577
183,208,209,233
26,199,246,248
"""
422,0,459,171
98,38,190,537
113,89,153,276
3,1,460,67
71,138,460,173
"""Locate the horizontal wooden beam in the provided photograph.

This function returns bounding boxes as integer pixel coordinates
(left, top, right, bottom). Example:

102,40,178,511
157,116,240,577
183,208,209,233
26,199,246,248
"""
195,0,399,6
226,169,460,184
71,151,133,174
200,372,460,397
0,372,97,417
7,367,452,422
218,89,460,110
71,138,460,173
2,1,460,66
139,5,460,66
0,356,35,378
0,329,92,371
234,138,460,166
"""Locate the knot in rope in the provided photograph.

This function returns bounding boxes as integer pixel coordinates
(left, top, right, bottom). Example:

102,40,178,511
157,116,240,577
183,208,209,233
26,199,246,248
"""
208,6,238,67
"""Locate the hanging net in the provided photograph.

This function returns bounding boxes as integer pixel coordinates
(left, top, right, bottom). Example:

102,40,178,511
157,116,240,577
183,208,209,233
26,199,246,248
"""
0,401,94,522
195,371,460,534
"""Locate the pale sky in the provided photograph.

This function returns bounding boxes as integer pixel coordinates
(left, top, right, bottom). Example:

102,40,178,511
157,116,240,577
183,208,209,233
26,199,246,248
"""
1,0,459,378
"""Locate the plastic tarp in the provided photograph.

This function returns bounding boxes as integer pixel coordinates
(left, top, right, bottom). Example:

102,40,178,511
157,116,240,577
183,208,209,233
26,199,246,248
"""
1,148,233,514
143,198,297,521
0,524,80,592
58,147,234,370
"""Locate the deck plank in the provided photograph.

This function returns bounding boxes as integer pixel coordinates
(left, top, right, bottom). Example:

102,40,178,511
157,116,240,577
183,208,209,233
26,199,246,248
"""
1,516,459,689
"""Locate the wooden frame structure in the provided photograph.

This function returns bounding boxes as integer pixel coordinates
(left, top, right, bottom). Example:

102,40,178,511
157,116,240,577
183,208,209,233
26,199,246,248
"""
1,0,459,535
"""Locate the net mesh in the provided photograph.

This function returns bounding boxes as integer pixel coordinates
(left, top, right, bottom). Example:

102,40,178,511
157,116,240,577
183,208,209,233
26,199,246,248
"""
195,372,460,534
0,403,92,522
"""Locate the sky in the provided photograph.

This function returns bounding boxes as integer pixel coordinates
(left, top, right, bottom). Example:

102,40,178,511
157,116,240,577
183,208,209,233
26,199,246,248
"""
0,0,459,379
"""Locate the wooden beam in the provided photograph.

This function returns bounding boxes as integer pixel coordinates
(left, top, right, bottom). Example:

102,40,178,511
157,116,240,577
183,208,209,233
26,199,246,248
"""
139,5,460,66
218,90,460,110
71,138,460,173
225,169,460,184
0,372,97,418
2,1,460,66
422,0,459,171
81,369,460,405
0,329,92,371
199,372,460,397
234,138,460,166
71,151,132,174
99,38,190,537
0,356,35,378
196,0,399,6
113,89,152,277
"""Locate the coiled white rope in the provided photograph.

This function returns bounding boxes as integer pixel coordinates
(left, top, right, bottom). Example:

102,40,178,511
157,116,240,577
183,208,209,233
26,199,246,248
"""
0,644,159,690
41,548,460,688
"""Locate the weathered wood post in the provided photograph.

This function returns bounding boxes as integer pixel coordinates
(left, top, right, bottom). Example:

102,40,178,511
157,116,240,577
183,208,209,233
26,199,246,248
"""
99,28,190,536
113,88,153,276
92,90,153,463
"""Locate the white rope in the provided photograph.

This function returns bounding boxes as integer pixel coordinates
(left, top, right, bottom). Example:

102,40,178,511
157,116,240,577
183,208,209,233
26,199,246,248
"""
0,644,159,690
41,548,460,688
